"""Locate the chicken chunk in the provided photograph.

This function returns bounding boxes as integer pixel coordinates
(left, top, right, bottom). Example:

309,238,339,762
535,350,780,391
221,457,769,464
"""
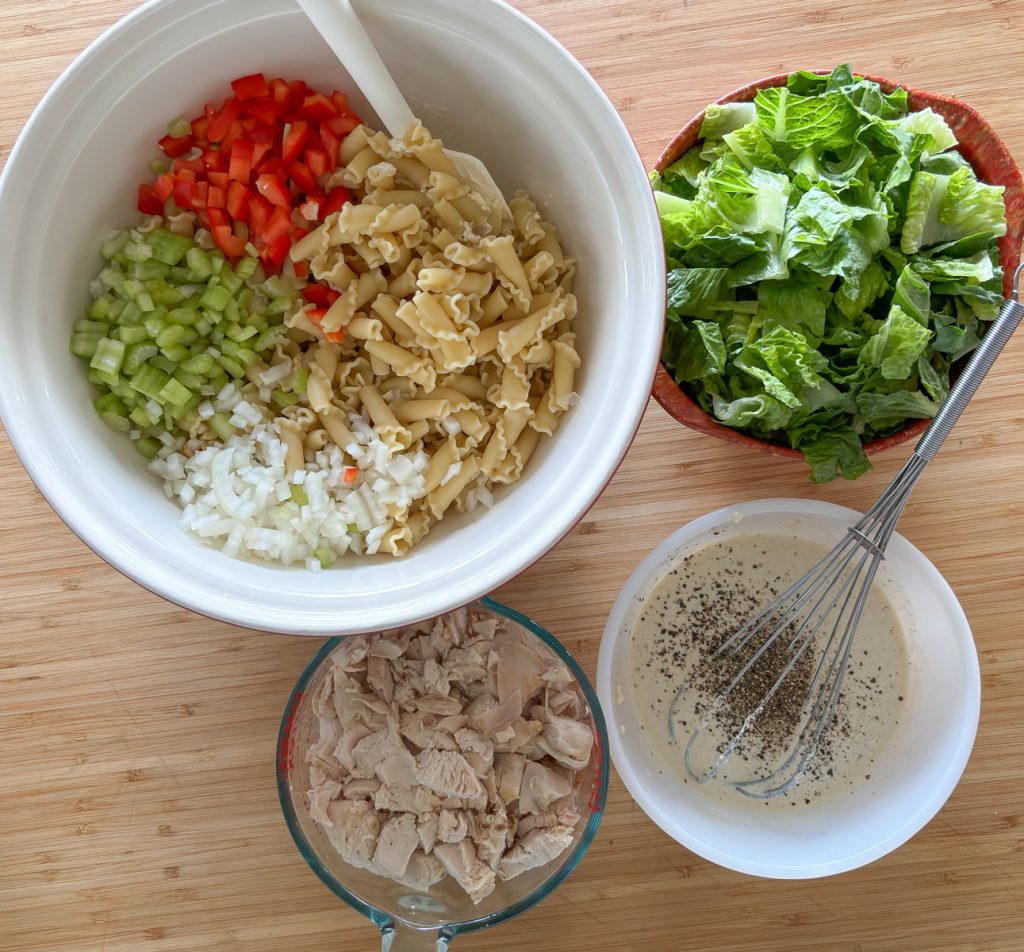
518,761,572,815
493,753,526,804
398,849,446,891
372,813,420,879
325,799,380,870
497,825,575,881
416,749,484,799
433,840,496,904
536,715,593,770
437,809,471,845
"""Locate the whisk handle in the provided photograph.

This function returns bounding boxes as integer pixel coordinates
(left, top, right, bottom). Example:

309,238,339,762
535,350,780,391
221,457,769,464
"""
915,265,1024,460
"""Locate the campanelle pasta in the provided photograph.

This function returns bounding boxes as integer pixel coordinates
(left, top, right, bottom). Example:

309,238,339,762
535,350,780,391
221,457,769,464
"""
262,121,581,556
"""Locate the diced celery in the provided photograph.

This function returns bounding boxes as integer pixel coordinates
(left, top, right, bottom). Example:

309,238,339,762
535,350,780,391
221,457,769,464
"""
158,377,193,408
181,353,214,375
74,319,109,335
224,297,241,324
143,315,165,339
160,343,190,363
146,228,194,266
173,368,204,390
199,282,232,311
89,337,126,375
100,266,126,294
167,306,200,326
100,410,132,433
101,231,130,260
266,295,295,316
124,343,159,375
168,117,191,138
94,392,124,415
209,252,226,275
235,257,258,281
219,267,243,295
272,389,298,410
120,301,143,325
121,278,145,300
155,324,186,348
132,260,171,281
209,413,236,442
315,547,335,569
134,436,162,459
291,369,308,393
87,296,113,321
135,292,156,313
70,333,102,359
194,318,212,337
186,247,214,280
148,282,185,307
226,322,257,343
254,327,286,352
235,348,259,368
216,354,246,378
117,325,150,345
129,364,171,400
148,158,167,176
150,355,177,374
123,241,154,263
290,485,309,505
169,265,192,283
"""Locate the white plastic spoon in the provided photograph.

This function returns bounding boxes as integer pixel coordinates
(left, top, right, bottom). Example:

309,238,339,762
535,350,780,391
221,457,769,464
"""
296,0,512,220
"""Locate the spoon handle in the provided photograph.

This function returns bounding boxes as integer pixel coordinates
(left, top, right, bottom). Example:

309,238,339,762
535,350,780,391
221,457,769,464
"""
296,0,416,138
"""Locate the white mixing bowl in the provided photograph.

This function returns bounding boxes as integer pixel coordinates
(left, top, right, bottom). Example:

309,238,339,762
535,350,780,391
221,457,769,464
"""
0,0,663,635
597,499,981,878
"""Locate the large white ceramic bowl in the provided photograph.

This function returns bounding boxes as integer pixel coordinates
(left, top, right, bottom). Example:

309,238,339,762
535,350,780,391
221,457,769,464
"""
597,499,980,879
0,0,663,635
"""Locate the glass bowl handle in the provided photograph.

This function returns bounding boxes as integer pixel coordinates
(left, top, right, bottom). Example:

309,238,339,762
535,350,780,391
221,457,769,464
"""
380,923,449,951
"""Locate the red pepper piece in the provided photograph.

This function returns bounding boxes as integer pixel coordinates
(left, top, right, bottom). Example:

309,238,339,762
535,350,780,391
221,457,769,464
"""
154,174,174,202
207,207,230,229
208,170,229,189
330,90,350,113
264,232,292,266
288,162,318,195
286,80,309,117
244,96,283,126
319,125,341,170
192,180,210,210
261,204,293,245
281,120,310,166
301,92,339,122
137,184,164,216
158,134,192,158
173,156,206,177
305,146,331,178
293,260,310,280
228,139,255,183
207,185,227,209
302,284,341,307
173,176,194,210
231,73,269,101
248,194,272,236
297,196,322,221
320,185,352,218
226,181,252,221
256,172,291,208
251,140,274,169
201,148,227,173
190,114,211,143
207,96,243,143
323,112,361,137
269,78,290,105
307,308,346,343
212,225,247,259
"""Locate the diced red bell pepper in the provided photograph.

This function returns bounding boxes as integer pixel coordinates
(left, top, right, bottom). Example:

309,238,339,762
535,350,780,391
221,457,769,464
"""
207,185,227,209
297,196,322,221
246,121,277,146
281,120,310,166
226,181,252,221
320,185,352,218
207,207,230,230
256,172,291,208
190,114,211,143
137,184,164,216
263,232,292,266
269,78,290,105
302,284,341,307
257,157,287,179
293,260,310,280
330,90,350,113
286,80,309,117
154,173,174,202
343,466,359,483
301,92,338,122
244,96,283,126
159,133,193,158
207,96,243,143
192,180,210,210
173,176,195,210
289,162,318,195
319,125,341,171
323,112,361,136
261,204,293,245
174,155,207,177
212,225,247,259
228,139,255,183
252,140,274,169
205,102,218,123
248,194,272,236
305,146,331,178
201,148,227,173
231,73,269,101
307,308,346,343
208,170,230,189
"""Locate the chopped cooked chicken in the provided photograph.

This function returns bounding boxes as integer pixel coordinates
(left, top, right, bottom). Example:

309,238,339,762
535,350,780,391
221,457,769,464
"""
519,761,572,815
416,749,484,799
373,813,420,878
304,607,592,903
324,799,380,869
493,753,526,804
434,839,496,904
498,826,576,881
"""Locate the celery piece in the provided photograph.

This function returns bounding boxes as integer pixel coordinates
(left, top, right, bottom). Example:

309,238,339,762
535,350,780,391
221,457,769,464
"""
223,297,241,324
315,547,336,569
209,253,225,275
90,337,126,375
254,327,286,352
74,319,109,335
100,266,126,294
226,322,257,343
129,404,157,429
119,301,143,326
169,265,192,283
134,436,163,459
101,231,130,260
181,353,214,375
146,229,194,266
168,117,191,138
87,296,113,321
148,158,167,176
135,292,156,313
209,413,236,442
160,343,190,364
132,260,171,282
199,282,232,312
291,369,309,394
70,333,102,360
129,364,171,400
234,347,259,368
216,354,246,378
121,278,144,300
143,315,165,340
158,377,193,409
290,485,309,506
219,267,243,295
235,257,258,281
194,318,212,337
167,306,200,326
123,241,154,263
94,392,125,415
271,389,298,410
266,295,295,317
148,283,185,307
186,247,213,280
117,325,150,346
155,323,186,349
150,355,177,375
100,410,132,433
173,368,204,390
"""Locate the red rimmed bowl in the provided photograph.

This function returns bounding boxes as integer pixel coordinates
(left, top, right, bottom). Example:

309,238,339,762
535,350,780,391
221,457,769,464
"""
652,70,1024,463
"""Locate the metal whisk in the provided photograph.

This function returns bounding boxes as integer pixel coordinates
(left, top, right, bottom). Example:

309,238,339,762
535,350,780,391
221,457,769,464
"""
683,260,1024,800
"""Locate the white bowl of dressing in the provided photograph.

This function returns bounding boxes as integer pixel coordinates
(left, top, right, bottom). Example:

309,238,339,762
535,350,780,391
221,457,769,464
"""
597,498,980,879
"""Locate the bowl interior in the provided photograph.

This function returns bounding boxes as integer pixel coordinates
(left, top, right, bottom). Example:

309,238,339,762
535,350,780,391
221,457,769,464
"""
0,0,663,634
598,499,980,878
651,69,1024,460
277,598,610,941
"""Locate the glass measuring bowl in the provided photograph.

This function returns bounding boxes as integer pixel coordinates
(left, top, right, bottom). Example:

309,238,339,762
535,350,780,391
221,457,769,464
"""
277,596,609,951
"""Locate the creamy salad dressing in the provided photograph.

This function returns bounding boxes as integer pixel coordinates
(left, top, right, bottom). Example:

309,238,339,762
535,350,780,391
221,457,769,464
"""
628,531,909,811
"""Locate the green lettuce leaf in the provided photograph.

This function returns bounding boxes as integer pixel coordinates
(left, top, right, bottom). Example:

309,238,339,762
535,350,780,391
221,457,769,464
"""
666,266,729,318
858,304,933,380
890,107,957,155
856,389,938,430
802,429,871,483
755,86,861,151
700,102,758,140
664,319,727,382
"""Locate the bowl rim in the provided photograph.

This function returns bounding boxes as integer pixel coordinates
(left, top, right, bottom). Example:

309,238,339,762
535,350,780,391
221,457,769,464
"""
0,0,664,635
595,497,981,879
275,595,611,940
651,67,1024,462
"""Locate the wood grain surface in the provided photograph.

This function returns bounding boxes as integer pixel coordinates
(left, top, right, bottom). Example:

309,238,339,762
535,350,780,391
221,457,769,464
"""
2,1,1023,950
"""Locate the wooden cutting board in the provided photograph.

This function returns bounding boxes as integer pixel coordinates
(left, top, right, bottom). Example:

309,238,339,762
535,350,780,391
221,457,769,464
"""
2,1,1023,950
